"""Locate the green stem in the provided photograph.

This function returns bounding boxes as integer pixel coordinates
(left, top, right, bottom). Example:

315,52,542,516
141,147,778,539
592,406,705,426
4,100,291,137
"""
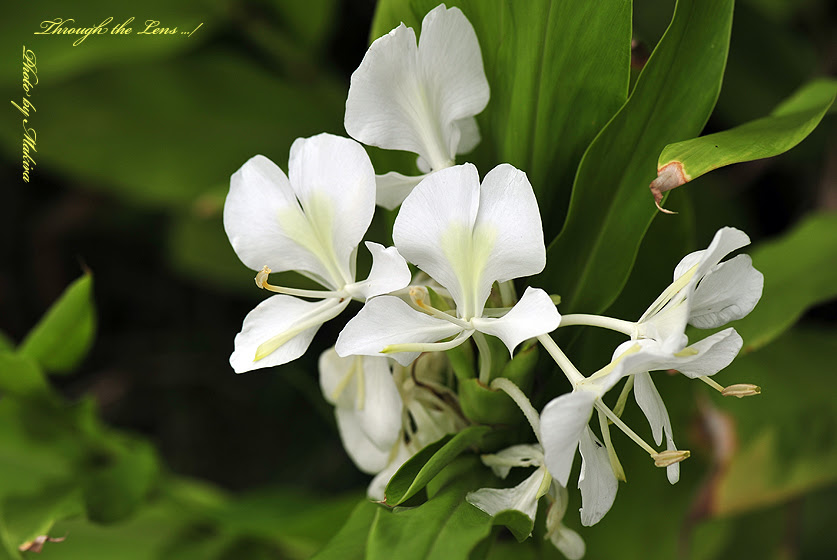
473,331,493,385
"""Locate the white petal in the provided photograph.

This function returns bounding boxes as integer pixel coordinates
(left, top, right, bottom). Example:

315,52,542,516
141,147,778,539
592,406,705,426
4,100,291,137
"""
345,242,411,300
417,5,489,160
540,391,596,487
549,526,586,560
675,328,743,378
318,349,403,452
454,117,481,155
633,372,668,446
577,427,618,527
375,171,427,210
393,164,481,315
335,407,393,474
472,287,560,355
689,254,764,329
225,155,333,283
288,134,376,285
474,164,546,288
466,466,548,524
345,6,488,170
674,227,751,282
230,296,348,373
480,444,545,479
335,295,463,366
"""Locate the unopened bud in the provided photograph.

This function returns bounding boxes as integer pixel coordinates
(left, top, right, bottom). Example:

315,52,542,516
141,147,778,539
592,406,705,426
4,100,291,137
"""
721,384,761,398
409,286,430,309
652,449,690,468
255,266,272,289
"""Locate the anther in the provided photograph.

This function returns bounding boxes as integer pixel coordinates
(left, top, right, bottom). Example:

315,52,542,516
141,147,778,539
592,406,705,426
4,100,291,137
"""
652,449,690,467
721,383,761,398
255,266,271,289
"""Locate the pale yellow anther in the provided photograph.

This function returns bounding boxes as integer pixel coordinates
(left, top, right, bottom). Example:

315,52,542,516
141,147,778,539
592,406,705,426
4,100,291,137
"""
255,266,272,289
652,449,690,467
721,383,761,398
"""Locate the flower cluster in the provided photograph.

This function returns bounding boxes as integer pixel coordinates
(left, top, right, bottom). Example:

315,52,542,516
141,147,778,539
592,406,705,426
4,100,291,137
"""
223,4,763,557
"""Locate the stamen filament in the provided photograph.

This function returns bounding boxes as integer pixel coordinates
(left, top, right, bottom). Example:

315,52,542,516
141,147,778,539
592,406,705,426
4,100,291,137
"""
638,263,699,323
558,314,636,336
598,408,626,482
595,401,657,456
491,377,541,444
537,334,585,385
699,376,725,393
382,330,473,355
612,376,635,419
472,331,493,385
256,266,346,299
410,288,472,330
497,280,517,307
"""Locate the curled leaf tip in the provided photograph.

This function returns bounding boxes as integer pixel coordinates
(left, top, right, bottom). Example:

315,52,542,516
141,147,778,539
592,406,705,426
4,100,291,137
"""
650,161,688,213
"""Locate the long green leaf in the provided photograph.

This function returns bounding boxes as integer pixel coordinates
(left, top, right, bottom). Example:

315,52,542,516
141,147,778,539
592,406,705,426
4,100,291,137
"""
732,211,837,352
369,0,631,238
369,459,493,560
18,274,95,375
385,426,491,506
310,499,380,560
542,0,733,314
650,78,837,210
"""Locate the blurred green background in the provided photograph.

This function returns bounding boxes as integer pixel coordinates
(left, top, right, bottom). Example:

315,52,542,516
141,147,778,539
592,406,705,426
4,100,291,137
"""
1,0,835,558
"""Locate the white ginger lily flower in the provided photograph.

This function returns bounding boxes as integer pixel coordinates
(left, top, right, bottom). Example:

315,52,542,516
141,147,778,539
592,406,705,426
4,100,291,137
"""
545,484,586,560
224,133,411,373
345,4,490,209
335,163,560,366
318,348,403,474
637,226,763,350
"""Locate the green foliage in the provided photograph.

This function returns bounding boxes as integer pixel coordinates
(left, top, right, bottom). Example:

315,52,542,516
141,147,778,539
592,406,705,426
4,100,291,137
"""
18,274,95,375
385,426,491,505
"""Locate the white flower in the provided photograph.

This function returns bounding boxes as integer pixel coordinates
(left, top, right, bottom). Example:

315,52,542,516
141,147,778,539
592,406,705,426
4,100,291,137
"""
637,227,763,348
318,348,403,474
345,4,489,209
224,133,411,373
335,163,560,366
545,485,586,560
539,390,619,527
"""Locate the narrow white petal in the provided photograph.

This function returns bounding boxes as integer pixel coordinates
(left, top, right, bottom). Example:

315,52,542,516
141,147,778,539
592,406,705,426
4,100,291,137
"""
357,356,404,451
375,171,427,210
689,255,764,329
472,287,560,355
230,296,347,373
335,296,463,366
549,526,586,560
288,134,375,285
345,242,411,300
633,372,668,446
318,347,356,407
467,466,548,524
674,227,751,281
335,407,393,474
393,164,481,315
540,391,596,487
675,328,743,378
417,5,489,160
577,427,618,527
225,155,332,282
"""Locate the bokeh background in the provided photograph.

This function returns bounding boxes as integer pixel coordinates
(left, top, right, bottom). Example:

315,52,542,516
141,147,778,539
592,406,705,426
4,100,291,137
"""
1,0,835,558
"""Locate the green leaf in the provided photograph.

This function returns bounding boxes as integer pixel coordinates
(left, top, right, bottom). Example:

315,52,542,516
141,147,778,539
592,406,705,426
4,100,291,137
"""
385,426,491,506
18,274,95,375
0,353,50,399
491,510,534,543
3,482,83,552
542,0,733,314
708,328,837,515
650,78,837,209
369,0,631,240
369,460,493,560
311,500,380,560
732,211,837,352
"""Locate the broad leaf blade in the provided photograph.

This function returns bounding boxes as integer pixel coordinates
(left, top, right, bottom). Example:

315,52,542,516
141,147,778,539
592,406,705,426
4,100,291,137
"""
386,426,491,506
651,78,837,208
18,274,95,375
732,211,837,352
543,0,734,314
